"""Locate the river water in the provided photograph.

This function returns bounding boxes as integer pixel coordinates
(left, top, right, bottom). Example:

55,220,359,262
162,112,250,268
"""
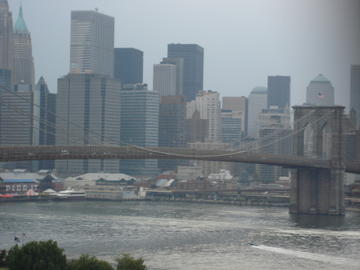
1,201,360,269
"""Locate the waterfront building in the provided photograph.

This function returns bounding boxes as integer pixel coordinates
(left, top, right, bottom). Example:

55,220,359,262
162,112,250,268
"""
186,90,221,142
267,76,290,109
159,95,186,171
114,48,143,85
167,44,204,101
0,0,14,73
13,6,35,87
120,84,159,176
161,57,183,95
247,87,267,138
350,65,360,128
153,63,177,97
222,96,247,135
306,74,334,106
256,107,292,182
56,73,121,175
70,10,114,77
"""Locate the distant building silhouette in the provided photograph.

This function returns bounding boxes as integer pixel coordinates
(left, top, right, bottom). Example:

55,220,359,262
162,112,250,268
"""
267,76,290,109
13,5,35,87
153,63,177,97
350,65,360,128
247,87,267,138
167,44,203,101
114,48,143,85
70,11,114,77
306,74,334,106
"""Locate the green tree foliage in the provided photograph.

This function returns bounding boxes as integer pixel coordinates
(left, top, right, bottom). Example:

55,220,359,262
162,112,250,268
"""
116,254,146,270
0,249,7,267
67,255,113,270
6,240,67,270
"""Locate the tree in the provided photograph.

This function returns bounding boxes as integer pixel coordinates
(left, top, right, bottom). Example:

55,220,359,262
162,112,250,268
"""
0,249,7,267
6,240,67,270
116,254,147,270
67,255,113,270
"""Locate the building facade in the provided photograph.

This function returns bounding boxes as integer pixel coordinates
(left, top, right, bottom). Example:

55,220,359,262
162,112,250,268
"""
70,11,114,77
120,85,159,176
56,73,121,175
222,96,247,135
114,48,143,85
221,109,242,147
153,63,177,97
267,76,290,109
247,87,267,138
13,6,35,87
0,0,13,73
159,95,186,171
161,57,183,95
350,65,360,128
306,74,334,106
167,44,204,101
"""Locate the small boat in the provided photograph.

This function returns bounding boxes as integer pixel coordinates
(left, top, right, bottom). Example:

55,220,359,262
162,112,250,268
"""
54,188,86,200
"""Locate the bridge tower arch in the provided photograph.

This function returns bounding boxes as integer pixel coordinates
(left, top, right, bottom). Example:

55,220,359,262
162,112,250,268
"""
290,106,345,215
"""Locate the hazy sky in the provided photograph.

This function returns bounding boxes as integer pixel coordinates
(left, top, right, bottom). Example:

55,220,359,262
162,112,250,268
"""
9,0,360,108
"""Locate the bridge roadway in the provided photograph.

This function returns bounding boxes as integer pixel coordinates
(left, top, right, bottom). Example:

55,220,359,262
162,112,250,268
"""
0,145,359,174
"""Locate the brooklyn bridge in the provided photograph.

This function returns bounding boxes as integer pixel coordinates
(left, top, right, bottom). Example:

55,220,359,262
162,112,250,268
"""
1,106,359,216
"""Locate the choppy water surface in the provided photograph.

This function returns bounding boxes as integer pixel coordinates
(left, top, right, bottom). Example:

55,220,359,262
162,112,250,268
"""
1,201,360,269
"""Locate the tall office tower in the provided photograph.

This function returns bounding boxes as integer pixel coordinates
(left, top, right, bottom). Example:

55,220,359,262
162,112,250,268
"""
120,84,159,176
153,63,177,96
161,57,183,95
267,76,290,109
70,11,114,77
167,44,204,101
247,87,267,138
0,83,39,170
306,74,335,106
221,109,242,147
159,96,186,171
256,107,292,182
186,90,221,142
56,74,121,176
350,65,360,128
13,6,35,87
114,48,143,85
222,96,247,135
0,0,13,72
36,77,56,170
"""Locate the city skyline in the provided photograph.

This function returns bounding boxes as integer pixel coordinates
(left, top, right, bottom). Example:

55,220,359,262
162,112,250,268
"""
8,0,360,109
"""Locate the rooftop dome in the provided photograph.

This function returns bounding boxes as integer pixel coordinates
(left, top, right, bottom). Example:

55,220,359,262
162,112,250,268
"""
311,74,330,83
251,86,267,94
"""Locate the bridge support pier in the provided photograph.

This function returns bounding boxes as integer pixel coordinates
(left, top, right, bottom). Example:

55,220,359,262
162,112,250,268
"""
289,168,344,215
290,106,345,216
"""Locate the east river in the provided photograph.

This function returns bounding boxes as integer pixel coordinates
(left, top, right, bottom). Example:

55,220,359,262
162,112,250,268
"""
1,201,360,269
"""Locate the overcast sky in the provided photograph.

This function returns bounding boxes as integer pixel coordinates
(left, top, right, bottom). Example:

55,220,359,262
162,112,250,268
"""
9,0,360,108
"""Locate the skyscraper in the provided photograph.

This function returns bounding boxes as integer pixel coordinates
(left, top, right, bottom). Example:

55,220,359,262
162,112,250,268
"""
168,44,204,101
0,68,11,90
114,48,143,85
0,0,13,72
56,74,121,175
13,5,35,86
350,65,360,128
306,74,334,106
247,87,267,138
267,76,290,109
70,11,114,77
153,63,177,96
161,57,183,95
222,96,247,135
159,95,186,171
120,85,159,176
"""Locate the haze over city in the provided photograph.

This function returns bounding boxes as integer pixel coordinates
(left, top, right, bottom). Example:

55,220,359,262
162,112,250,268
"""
9,0,360,107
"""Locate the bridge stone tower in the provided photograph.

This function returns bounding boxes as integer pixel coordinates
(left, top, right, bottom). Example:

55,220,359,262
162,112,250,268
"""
290,106,345,215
